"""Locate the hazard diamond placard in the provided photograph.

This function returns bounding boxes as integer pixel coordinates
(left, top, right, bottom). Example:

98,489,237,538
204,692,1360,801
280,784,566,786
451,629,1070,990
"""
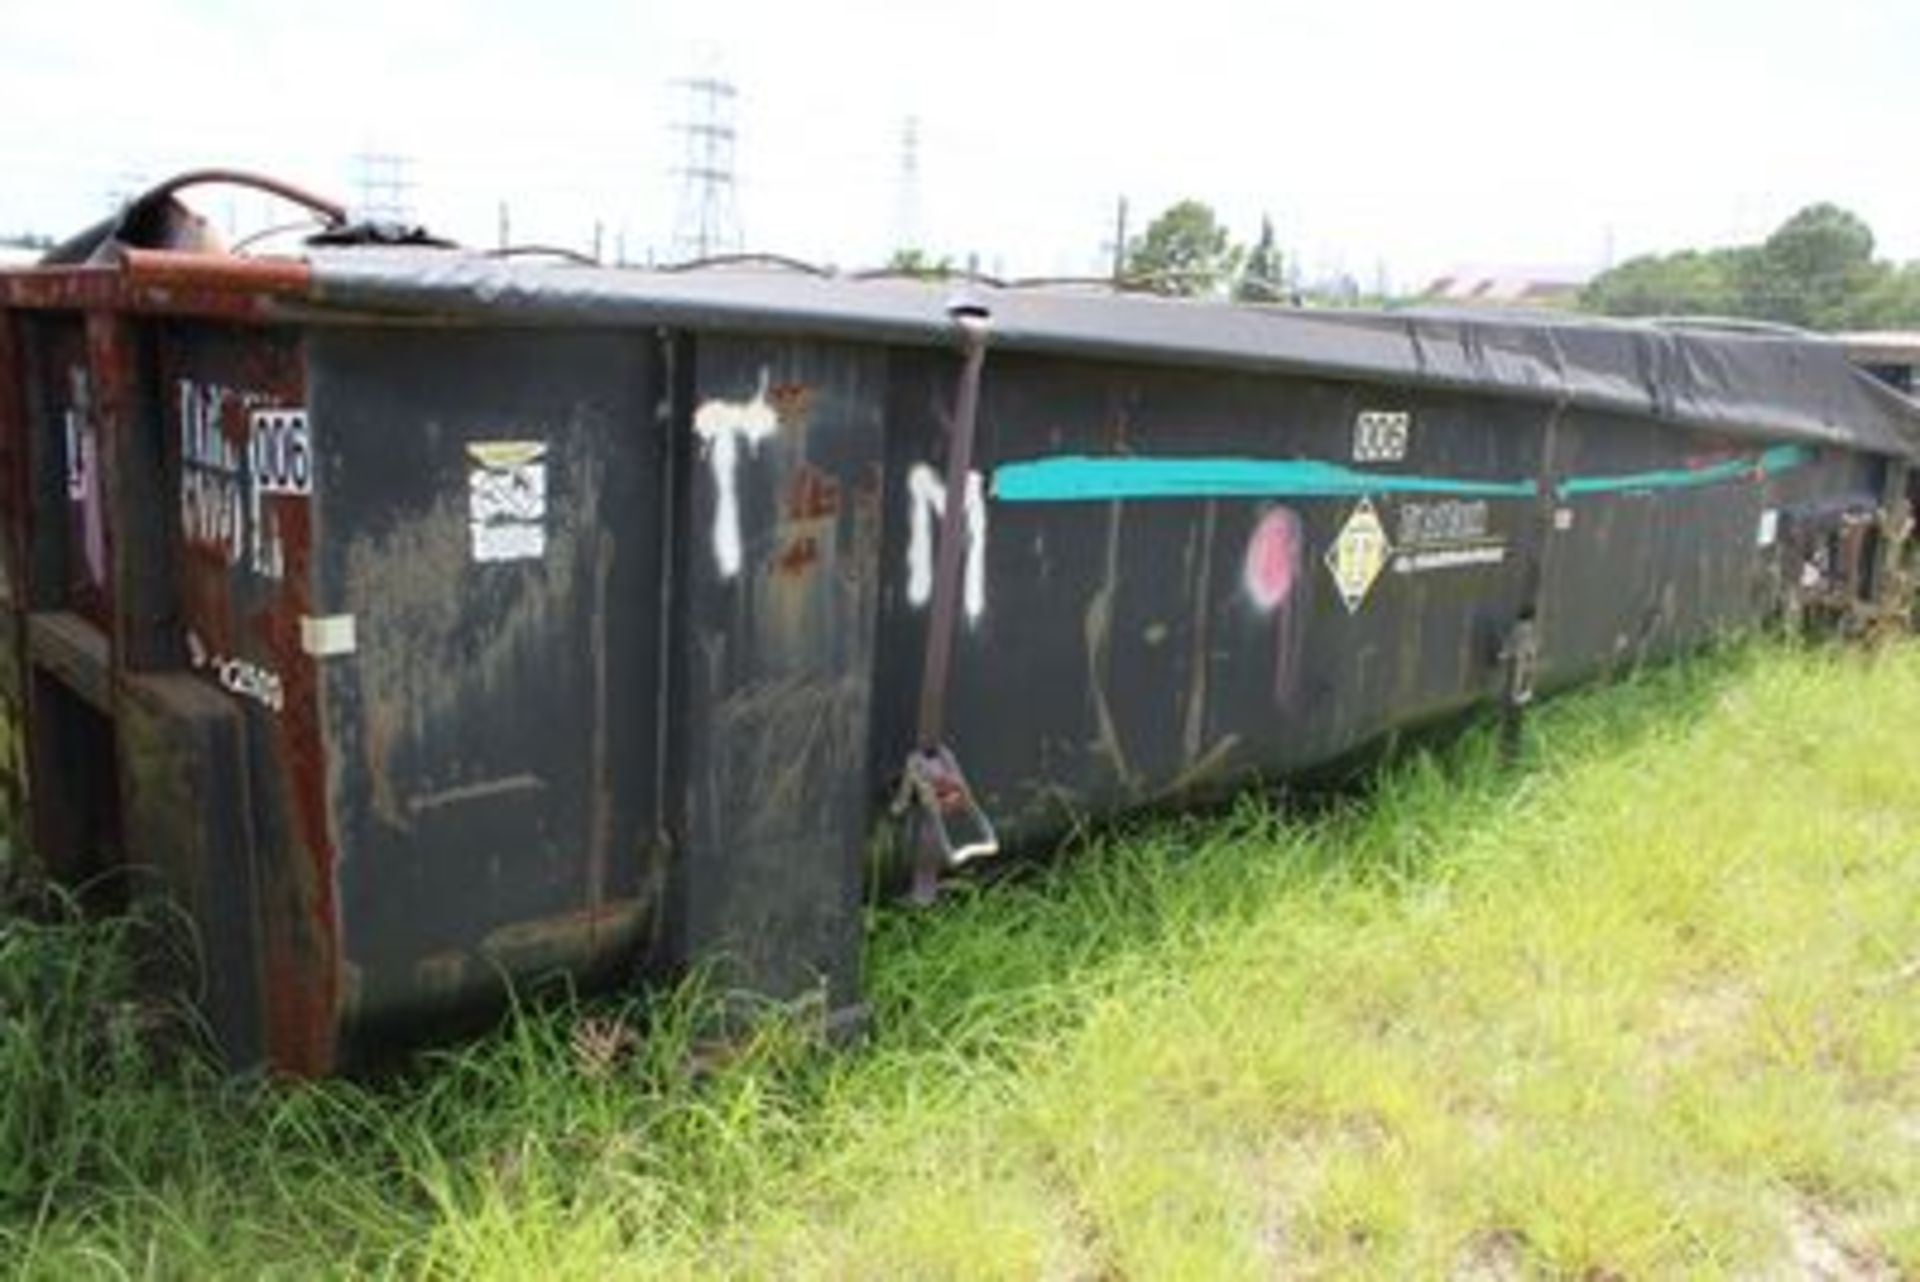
1325,497,1391,613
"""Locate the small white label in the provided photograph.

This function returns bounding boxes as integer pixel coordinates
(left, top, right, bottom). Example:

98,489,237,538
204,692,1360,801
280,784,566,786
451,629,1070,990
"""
1757,508,1779,547
300,613,357,657
1354,411,1410,463
1554,507,1574,532
468,441,547,563
250,410,313,496
471,522,546,562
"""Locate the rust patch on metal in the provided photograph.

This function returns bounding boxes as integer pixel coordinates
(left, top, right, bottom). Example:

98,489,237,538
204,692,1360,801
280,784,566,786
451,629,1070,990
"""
767,381,815,428
785,461,841,521
0,252,311,323
773,533,822,577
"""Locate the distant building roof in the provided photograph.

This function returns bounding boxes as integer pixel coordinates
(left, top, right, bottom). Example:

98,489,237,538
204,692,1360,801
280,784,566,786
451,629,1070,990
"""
1425,265,1594,305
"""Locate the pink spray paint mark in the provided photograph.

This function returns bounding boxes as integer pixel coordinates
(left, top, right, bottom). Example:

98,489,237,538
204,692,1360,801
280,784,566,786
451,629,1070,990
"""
1244,507,1305,706
1243,507,1301,611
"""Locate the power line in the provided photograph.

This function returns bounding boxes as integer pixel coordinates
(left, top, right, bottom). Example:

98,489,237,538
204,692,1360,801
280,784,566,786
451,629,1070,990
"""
670,76,741,260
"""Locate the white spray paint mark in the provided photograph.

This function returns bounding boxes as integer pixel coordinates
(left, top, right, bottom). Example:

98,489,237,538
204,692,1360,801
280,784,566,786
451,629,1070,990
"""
907,463,987,623
692,373,780,579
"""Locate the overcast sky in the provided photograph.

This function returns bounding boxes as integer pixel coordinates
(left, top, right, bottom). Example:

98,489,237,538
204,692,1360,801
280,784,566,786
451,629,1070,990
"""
2,0,1914,288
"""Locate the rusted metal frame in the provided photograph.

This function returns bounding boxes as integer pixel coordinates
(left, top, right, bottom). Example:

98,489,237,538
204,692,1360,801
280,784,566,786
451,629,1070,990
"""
0,312,31,612
1,253,311,323
24,611,110,712
87,310,179,673
11,321,76,615
0,312,32,858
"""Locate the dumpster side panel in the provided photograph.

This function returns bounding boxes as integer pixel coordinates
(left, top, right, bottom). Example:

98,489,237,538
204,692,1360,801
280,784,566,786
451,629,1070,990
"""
672,336,885,1012
872,349,1886,861
872,352,1545,847
307,327,666,1058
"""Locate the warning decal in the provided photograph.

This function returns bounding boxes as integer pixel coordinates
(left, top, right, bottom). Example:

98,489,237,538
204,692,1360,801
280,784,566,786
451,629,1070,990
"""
468,440,547,563
1325,497,1392,613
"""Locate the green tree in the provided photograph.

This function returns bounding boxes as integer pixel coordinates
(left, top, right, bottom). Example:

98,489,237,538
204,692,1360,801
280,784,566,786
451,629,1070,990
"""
1580,202,1910,331
886,247,954,277
1124,200,1244,297
1738,203,1885,328
1235,215,1286,303
1580,248,1745,317
1829,262,1920,330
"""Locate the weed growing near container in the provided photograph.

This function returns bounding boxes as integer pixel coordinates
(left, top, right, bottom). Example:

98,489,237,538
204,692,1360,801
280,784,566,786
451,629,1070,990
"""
1,639,1916,1278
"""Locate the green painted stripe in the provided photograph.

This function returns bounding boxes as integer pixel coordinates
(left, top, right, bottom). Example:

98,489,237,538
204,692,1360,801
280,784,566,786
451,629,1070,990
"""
990,456,1537,503
1553,443,1812,496
989,444,1814,505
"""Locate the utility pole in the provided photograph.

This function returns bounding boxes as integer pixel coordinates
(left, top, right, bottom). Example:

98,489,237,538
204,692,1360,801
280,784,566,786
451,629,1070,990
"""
1105,196,1130,284
497,201,510,250
670,75,742,261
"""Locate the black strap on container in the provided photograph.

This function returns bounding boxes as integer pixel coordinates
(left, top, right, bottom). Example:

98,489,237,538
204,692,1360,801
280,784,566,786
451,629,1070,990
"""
1501,335,1573,763
894,301,999,904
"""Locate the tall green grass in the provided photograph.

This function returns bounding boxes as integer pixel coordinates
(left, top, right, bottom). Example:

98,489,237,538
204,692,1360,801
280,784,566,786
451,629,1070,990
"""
2,639,1917,1278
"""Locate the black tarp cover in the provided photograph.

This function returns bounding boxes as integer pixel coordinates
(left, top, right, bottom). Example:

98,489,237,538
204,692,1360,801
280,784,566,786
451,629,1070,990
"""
306,250,1920,458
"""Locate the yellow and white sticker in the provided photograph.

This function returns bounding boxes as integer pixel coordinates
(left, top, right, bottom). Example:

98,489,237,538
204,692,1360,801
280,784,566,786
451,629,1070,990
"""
467,440,548,563
1325,497,1392,613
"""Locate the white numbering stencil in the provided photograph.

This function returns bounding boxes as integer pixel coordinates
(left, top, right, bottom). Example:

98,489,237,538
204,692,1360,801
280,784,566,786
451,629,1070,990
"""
250,410,313,496
1353,410,1411,463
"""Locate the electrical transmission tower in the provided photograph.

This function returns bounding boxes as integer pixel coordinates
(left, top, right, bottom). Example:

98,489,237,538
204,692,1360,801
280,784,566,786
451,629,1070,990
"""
671,76,742,261
353,151,415,225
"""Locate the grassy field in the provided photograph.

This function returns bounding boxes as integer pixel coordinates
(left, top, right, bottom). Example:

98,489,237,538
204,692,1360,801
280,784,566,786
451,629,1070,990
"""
2,639,1918,1279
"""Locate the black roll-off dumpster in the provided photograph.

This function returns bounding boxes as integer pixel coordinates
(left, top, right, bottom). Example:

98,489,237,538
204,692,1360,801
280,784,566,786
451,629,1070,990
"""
1,174,1915,1074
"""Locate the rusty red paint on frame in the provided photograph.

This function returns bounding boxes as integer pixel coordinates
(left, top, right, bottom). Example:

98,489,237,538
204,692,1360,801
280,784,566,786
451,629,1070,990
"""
773,534,822,576
785,461,842,522
768,381,814,428
0,251,311,322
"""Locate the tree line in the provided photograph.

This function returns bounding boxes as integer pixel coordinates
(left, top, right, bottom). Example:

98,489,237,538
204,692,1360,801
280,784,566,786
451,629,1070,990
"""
1580,204,1919,331
1110,198,1920,330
